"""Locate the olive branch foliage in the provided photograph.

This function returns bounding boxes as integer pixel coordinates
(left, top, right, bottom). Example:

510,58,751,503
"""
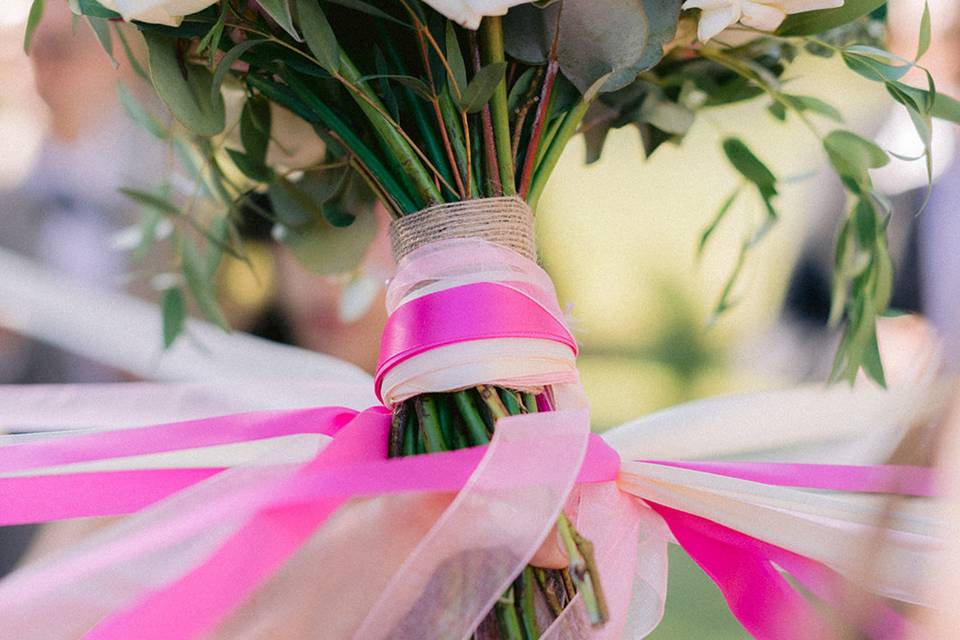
24,0,960,385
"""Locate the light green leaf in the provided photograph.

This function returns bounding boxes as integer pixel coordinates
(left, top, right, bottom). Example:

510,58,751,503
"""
181,238,230,331
226,148,273,182
359,74,434,101
86,16,115,65
917,1,931,60
698,185,742,258
777,0,885,36
75,0,120,19
144,32,225,136
445,22,468,98
117,83,168,139
23,0,44,54
257,0,300,41
783,94,844,123
119,187,179,215
298,0,340,74
113,23,148,81
823,130,889,188
457,62,507,113
162,287,186,348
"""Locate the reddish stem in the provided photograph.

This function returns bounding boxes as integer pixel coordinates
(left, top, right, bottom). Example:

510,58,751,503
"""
469,31,502,197
518,58,558,199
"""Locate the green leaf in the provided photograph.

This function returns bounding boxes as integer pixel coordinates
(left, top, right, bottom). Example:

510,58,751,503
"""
373,48,400,122
75,0,120,19
768,101,787,121
117,83,168,139
113,23,149,81
119,187,180,215
698,185,742,257
783,94,844,123
161,287,186,348
507,67,537,113
777,0,886,36
86,16,115,65
917,1,931,60
211,39,265,103
226,147,273,182
721,138,777,199
23,0,44,54
240,96,271,167
841,51,910,83
257,0,300,41
445,21,468,98
181,238,230,331
326,0,407,25
639,90,695,135
359,74,434,101
823,130,889,188
504,0,681,95
298,0,340,74
932,91,960,122
205,216,230,277
144,32,225,136
457,62,507,113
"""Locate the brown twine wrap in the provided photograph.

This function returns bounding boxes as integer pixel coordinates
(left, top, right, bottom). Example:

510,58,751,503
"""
389,197,536,262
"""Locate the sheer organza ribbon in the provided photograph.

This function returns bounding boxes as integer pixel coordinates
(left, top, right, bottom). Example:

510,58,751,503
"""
0,405,935,639
0,238,945,639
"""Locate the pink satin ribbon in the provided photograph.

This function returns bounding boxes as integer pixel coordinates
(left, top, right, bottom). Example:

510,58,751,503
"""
0,404,933,639
0,272,936,640
374,282,577,401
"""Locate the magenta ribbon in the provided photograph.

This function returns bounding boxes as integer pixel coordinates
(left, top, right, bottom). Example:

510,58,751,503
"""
374,282,577,401
0,274,935,639
0,407,932,639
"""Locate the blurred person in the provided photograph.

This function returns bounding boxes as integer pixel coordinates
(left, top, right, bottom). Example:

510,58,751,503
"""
0,3,165,574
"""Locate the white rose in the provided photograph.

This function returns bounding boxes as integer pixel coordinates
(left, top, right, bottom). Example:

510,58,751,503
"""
97,0,219,26
421,0,532,30
681,0,844,42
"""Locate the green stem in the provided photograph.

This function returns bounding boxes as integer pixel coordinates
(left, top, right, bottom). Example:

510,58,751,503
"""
454,391,490,445
336,53,443,206
557,513,608,627
401,409,418,456
522,392,538,414
516,568,541,639
495,589,524,640
527,99,589,211
499,388,521,415
476,384,508,421
480,16,516,195
414,396,447,452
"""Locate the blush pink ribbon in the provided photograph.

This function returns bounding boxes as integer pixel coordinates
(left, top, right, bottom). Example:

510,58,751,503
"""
0,405,932,639
0,273,936,639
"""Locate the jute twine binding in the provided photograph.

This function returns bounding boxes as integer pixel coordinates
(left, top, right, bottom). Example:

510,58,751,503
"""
390,197,536,262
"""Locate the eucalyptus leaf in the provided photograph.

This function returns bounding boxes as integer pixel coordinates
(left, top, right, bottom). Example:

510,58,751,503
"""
226,148,273,182
458,62,507,113
783,94,844,123
360,74,434,101
144,32,225,136
257,0,300,41
298,0,340,74
777,0,885,36
86,16,116,65
504,0,682,95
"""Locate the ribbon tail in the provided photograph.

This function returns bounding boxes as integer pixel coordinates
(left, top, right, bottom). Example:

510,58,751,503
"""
649,503,834,640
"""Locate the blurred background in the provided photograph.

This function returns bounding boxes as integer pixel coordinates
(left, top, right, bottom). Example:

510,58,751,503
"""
0,0,957,637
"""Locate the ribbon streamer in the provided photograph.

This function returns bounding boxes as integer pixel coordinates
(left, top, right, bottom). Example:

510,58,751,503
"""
0,239,948,639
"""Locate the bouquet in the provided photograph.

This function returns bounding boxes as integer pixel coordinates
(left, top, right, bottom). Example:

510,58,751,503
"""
9,0,959,637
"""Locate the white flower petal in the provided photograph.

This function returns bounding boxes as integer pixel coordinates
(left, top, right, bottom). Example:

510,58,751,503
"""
740,1,786,31
421,0,532,29
697,5,743,41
